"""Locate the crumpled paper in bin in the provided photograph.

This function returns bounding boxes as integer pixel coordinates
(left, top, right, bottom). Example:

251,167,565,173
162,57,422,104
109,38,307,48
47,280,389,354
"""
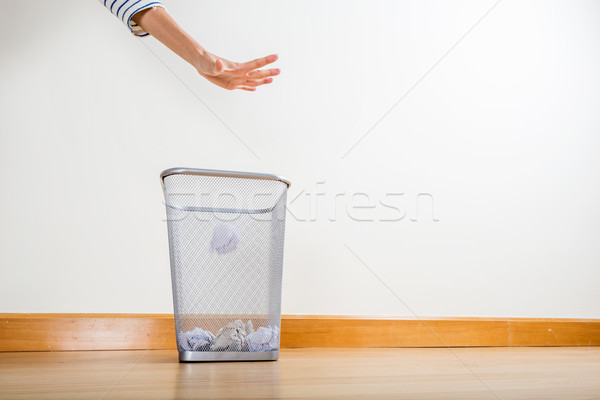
247,325,280,352
210,223,240,254
179,327,215,351
210,319,254,351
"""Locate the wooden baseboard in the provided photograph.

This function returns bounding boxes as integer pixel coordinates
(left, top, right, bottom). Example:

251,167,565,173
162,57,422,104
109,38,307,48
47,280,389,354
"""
1,314,598,352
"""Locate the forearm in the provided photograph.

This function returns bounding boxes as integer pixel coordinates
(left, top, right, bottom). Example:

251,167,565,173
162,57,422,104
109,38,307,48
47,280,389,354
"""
132,7,206,69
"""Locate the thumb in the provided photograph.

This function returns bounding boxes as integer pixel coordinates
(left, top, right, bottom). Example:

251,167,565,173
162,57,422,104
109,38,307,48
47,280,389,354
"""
214,58,224,74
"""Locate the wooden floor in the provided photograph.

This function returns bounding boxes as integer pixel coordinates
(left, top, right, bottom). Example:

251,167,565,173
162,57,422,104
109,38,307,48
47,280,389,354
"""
0,348,599,399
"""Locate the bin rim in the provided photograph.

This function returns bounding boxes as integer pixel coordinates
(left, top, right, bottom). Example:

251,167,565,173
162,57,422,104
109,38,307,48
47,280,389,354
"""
160,167,291,188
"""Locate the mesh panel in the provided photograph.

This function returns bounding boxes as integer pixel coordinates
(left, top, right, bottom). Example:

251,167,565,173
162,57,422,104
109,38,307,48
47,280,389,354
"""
162,173,288,353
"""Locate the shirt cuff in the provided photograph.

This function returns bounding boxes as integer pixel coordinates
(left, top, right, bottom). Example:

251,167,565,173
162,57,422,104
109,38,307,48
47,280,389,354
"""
101,0,165,37
125,2,165,37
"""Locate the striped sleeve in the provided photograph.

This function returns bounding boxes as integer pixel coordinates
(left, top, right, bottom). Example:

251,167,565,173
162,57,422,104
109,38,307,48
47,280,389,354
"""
98,0,165,37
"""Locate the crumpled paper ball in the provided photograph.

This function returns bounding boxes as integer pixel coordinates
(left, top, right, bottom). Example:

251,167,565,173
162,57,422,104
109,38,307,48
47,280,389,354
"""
210,319,254,351
210,223,240,254
247,325,280,352
179,327,215,351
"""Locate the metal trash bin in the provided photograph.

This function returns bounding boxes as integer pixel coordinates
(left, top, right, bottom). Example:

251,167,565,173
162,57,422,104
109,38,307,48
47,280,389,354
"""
160,168,290,362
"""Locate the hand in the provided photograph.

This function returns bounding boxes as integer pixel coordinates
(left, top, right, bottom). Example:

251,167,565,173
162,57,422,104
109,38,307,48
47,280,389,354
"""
195,53,280,91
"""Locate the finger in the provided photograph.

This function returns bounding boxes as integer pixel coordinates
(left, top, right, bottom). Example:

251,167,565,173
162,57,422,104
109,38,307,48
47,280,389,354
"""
247,68,280,79
241,54,278,71
245,78,274,87
238,86,257,91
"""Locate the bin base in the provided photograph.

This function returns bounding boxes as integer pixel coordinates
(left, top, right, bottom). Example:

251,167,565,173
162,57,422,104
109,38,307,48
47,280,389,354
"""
178,351,279,362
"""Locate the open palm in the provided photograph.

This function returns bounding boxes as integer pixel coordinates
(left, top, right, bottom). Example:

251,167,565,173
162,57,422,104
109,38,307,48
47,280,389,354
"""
197,53,280,91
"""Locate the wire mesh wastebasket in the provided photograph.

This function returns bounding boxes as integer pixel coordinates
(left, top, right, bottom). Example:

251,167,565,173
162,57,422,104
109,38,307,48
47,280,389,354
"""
160,168,290,362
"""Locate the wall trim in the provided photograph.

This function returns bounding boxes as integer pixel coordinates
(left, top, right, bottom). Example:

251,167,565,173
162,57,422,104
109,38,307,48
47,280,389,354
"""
1,314,598,351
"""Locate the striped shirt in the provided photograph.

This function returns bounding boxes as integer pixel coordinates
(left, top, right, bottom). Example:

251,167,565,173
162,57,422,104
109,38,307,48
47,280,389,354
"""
99,0,165,37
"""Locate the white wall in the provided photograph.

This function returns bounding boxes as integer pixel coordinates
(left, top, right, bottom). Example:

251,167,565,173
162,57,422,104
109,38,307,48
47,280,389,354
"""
1,0,599,318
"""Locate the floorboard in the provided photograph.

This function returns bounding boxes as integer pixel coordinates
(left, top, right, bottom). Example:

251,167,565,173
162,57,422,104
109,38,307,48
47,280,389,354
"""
1,347,599,399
